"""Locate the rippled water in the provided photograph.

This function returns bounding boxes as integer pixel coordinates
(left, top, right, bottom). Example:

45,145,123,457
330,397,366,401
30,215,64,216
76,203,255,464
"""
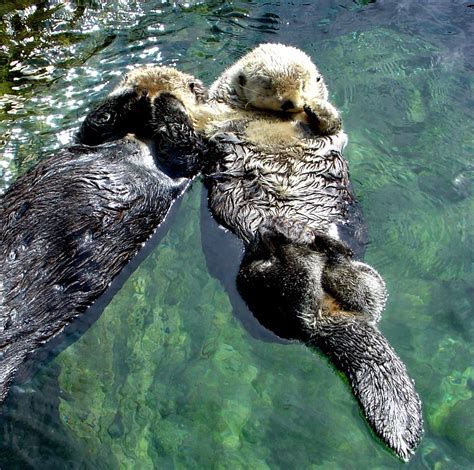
0,1,473,468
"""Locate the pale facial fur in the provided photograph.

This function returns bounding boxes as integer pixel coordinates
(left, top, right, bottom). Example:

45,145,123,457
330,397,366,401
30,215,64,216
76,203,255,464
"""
109,66,212,129
207,43,342,140
210,43,329,112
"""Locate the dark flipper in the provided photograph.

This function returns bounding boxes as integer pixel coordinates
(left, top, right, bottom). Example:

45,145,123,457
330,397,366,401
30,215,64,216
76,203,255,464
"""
308,316,423,461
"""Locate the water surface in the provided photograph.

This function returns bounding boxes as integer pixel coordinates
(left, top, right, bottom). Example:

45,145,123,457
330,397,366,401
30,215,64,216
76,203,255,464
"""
0,1,472,468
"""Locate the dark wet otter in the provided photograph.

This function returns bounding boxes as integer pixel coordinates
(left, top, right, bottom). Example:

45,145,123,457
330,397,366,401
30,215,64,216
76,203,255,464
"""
0,68,210,406
237,218,423,461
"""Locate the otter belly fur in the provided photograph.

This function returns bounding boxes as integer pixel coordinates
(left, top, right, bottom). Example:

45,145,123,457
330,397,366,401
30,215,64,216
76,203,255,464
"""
0,67,211,406
200,43,423,460
237,218,424,462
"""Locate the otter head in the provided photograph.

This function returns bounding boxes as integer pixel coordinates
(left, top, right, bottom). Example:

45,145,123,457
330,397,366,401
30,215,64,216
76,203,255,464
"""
113,66,208,106
77,66,208,146
225,43,328,112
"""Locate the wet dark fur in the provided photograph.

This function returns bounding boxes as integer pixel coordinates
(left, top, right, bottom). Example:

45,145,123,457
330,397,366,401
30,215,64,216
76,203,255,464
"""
237,219,424,461
0,92,209,405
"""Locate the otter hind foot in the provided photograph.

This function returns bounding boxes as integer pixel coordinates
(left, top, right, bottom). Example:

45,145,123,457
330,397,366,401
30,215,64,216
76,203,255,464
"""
322,259,388,322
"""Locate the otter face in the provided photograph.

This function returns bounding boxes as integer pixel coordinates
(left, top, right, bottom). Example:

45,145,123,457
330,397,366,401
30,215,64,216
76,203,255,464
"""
112,66,207,106
77,66,208,146
227,43,329,112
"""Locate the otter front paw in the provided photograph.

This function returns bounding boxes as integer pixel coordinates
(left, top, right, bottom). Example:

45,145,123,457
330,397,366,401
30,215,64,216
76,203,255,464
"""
304,100,342,136
150,93,194,140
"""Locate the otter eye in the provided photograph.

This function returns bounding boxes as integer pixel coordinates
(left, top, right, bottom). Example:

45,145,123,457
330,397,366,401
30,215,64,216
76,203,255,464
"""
189,82,196,92
238,74,247,86
316,76,321,82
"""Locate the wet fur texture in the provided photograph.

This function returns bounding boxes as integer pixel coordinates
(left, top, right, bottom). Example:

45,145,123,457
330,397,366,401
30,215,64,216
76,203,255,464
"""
237,219,423,461
0,69,210,406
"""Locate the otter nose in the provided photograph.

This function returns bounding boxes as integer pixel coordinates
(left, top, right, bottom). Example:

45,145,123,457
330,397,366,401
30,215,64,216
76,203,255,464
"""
281,100,294,111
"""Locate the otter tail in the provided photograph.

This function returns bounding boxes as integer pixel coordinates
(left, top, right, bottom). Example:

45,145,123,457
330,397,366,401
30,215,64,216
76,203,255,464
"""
307,316,423,462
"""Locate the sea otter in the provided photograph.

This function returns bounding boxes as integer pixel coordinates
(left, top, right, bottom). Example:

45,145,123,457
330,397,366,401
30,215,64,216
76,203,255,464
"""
0,67,211,406
237,218,423,462
199,44,423,460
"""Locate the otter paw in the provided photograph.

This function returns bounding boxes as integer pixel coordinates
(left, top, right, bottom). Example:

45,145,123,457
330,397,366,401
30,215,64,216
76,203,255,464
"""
304,100,342,136
151,93,193,138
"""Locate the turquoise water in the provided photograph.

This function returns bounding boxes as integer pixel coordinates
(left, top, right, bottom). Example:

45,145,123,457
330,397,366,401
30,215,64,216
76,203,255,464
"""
0,1,472,468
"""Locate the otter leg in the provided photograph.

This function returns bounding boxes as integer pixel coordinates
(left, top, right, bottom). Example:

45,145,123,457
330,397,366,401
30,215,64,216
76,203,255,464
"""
306,315,423,462
322,259,387,323
303,99,342,136
306,230,387,322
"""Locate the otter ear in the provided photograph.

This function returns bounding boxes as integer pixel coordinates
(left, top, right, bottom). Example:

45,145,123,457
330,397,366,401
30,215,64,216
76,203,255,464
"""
188,80,208,103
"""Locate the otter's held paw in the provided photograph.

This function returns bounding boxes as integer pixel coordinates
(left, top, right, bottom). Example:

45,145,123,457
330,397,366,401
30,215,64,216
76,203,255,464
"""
150,93,193,139
304,100,342,136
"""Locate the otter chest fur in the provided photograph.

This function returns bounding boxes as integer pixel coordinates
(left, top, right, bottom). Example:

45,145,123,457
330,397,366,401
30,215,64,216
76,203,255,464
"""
207,129,351,244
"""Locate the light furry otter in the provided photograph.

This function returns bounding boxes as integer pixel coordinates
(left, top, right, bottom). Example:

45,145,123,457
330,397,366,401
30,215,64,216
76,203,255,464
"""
237,218,423,462
0,67,211,406
200,44,423,460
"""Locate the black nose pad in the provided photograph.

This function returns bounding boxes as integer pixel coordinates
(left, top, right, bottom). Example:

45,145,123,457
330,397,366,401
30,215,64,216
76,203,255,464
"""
281,100,294,111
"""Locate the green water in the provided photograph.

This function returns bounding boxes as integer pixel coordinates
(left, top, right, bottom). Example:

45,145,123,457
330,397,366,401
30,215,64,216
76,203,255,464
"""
0,1,472,468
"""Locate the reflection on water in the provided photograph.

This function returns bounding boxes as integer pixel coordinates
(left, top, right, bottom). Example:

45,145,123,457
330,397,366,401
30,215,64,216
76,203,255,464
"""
0,0,473,468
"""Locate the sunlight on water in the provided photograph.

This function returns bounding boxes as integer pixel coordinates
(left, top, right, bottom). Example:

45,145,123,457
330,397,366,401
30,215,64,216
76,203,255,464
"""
0,0,473,468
